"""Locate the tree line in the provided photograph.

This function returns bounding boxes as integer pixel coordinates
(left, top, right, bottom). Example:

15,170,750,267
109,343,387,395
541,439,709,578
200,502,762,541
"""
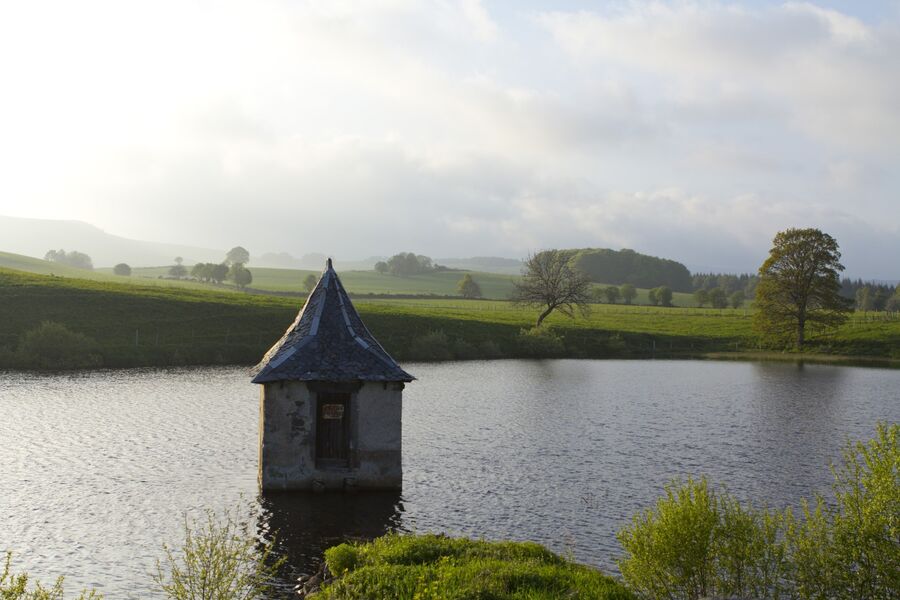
571,247,693,292
374,252,452,277
44,249,93,270
512,228,896,351
110,246,255,290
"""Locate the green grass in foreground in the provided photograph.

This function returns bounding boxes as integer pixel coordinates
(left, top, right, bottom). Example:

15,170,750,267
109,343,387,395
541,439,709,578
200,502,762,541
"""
315,534,633,600
1,266,899,369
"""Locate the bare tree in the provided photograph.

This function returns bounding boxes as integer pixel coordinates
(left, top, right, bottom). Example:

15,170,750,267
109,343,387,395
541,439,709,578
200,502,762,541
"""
512,250,592,327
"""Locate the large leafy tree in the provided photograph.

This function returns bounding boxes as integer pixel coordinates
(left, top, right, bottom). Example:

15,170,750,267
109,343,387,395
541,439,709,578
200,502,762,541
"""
754,228,852,349
512,250,592,327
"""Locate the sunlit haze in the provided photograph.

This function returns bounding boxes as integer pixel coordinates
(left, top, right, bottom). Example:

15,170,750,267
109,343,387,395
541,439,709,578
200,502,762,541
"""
1,1,899,275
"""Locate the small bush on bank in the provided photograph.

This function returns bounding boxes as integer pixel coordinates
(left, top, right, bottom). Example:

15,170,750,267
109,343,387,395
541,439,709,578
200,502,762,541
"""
15,322,102,369
785,421,899,599
617,422,899,600
407,331,506,361
408,330,454,361
317,534,633,600
1,553,100,599
478,339,503,358
154,506,285,600
515,327,566,357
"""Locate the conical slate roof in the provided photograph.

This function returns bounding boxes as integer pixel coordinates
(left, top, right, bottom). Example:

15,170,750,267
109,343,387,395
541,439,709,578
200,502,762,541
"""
251,259,414,384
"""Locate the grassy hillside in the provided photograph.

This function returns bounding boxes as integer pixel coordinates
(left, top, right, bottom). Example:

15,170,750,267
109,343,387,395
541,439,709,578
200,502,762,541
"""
0,251,237,293
111,264,698,305
5,250,698,305
103,265,520,298
2,267,899,369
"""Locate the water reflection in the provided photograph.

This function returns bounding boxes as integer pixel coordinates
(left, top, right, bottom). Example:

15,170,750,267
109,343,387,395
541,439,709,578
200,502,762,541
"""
258,491,405,590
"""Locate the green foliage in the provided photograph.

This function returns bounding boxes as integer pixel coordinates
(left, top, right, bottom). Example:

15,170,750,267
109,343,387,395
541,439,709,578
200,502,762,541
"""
515,327,565,357
168,264,188,278
729,290,745,309
225,247,250,266
707,288,727,309
316,534,633,600
886,294,900,312
190,263,229,284
43,249,93,270
373,261,388,275
456,273,482,299
813,422,898,598
0,553,100,600
387,252,434,277
303,274,318,292
693,289,709,307
228,264,252,289
154,506,285,600
621,283,637,305
409,330,454,361
112,263,131,276
572,248,692,292
604,285,621,304
618,423,899,600
754,228,853,349
617,477,719,599
15,321,102,369
648,286,673,307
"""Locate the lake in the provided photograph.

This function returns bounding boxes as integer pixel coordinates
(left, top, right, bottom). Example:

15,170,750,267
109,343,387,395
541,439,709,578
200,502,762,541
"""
1,359,897,598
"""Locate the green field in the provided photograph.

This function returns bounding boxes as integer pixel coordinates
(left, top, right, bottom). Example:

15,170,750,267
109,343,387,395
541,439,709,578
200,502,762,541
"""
100,263,698,305
2,266,899,369
5,250,700,305
104,264,521,298
0,251,233,293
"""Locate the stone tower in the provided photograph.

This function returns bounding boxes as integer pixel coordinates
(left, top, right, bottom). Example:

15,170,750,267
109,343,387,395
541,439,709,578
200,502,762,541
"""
250,259,414,491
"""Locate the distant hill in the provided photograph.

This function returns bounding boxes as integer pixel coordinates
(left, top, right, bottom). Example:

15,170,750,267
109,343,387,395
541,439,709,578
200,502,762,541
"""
0,215,225,267
436,257,523,274
572,248,693,292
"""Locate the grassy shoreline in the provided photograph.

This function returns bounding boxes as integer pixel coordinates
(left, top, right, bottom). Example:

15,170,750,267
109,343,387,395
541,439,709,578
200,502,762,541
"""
2,266,899,370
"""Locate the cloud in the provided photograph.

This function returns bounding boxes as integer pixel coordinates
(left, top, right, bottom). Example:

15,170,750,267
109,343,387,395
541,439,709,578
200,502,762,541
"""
538,2,900,152
0,1,898,278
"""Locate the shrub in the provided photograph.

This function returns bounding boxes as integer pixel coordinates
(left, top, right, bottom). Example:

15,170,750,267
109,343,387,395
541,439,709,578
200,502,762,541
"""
515,327,565,358
16,322,102,369
409,330,453,361
1,553,100,599
154,505,285,600
451,338,477,360
112,263,131,276
617,477,719,600
785,421,899,599
324,544,360,575
827,422,899,597
478,339,503,358
618,423,899,600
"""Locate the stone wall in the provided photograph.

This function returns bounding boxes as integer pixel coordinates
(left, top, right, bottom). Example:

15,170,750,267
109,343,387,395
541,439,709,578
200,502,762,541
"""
258,380,403,491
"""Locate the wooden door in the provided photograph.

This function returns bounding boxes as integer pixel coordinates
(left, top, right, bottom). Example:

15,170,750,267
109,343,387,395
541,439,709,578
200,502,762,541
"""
316,392,350,466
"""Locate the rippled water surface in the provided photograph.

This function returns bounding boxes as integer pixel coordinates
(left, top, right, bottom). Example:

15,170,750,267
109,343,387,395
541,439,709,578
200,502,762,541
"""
1,360,898,597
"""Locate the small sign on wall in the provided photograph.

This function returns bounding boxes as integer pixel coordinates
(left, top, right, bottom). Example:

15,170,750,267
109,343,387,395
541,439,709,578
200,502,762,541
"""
322,404,344,420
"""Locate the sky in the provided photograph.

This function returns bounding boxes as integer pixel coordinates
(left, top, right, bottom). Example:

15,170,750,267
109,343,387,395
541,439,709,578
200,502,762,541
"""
1,1,898,276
